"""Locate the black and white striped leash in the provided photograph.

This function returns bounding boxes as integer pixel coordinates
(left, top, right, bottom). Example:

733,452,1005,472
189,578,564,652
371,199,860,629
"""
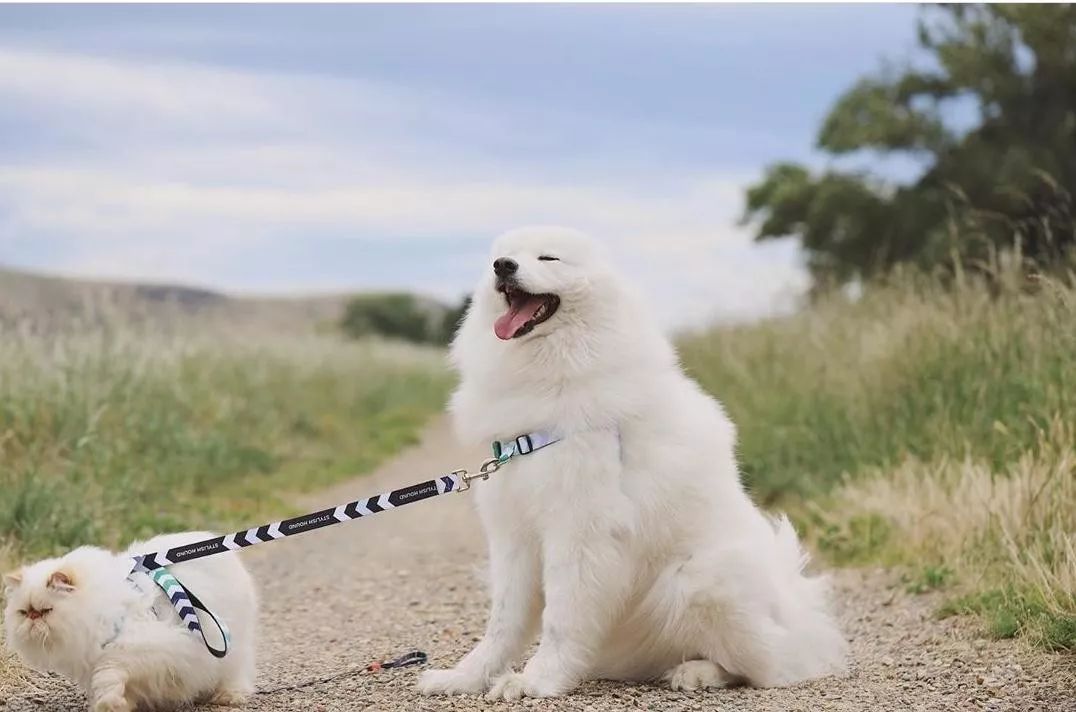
127,430,559,658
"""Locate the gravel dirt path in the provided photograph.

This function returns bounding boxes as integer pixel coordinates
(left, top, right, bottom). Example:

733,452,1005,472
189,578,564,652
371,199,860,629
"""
4,418,1074,711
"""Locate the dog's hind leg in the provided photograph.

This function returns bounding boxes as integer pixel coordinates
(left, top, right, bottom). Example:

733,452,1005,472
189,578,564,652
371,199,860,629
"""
663,659,735,691
655,541,844,689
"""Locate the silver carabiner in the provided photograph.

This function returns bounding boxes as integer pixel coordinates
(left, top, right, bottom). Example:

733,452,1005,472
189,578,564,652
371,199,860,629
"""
455,458,504,492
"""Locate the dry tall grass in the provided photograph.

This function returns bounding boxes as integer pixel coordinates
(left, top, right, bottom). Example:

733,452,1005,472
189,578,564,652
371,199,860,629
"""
0,319,452,573
811,418,1075,649
680,262,1076,649
0,300,454,686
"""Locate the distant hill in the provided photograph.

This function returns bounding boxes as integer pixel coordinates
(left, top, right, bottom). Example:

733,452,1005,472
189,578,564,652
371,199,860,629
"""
0,266,352,334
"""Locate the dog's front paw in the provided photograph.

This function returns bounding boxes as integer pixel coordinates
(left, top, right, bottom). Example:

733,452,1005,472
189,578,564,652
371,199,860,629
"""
91,695,131,712
486,672,565,701
417,668,488,696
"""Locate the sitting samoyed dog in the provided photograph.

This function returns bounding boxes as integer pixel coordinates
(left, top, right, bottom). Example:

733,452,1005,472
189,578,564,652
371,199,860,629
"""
419,227,847,701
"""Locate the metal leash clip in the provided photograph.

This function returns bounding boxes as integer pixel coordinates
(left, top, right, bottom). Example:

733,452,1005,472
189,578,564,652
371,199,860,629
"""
454,458,503,492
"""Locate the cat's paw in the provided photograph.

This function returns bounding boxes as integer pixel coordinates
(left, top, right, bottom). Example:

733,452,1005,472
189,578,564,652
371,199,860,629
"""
91,694,132,712
208,688,250,707
485,672,564,701
417,668,488,696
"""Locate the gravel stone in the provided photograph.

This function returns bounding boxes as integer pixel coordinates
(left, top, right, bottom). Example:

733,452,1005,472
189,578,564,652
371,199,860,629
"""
4,420,1075,711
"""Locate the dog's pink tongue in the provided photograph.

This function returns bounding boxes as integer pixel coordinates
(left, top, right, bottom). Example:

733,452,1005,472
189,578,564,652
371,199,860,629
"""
494,295,544,340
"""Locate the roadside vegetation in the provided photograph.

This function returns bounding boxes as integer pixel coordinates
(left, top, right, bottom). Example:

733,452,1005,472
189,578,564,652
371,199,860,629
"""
0,321,452,573
710,4,1076,652
339,292,469,346
680,261,1076,651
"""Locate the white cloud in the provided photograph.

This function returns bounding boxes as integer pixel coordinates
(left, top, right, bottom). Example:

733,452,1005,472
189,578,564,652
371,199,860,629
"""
0,165,747,240
0,46,807,327
0,47,282,132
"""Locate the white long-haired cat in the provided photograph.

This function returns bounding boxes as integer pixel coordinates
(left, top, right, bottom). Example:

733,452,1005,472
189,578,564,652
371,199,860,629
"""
3,531,257,711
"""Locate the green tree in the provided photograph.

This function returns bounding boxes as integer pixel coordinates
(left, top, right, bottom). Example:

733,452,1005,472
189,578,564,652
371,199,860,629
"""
340,293,434,344
744,5,1076,286
441,294,471,344
340,293,471,345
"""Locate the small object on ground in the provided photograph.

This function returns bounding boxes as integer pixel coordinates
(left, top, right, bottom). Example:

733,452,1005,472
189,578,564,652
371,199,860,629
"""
368,650,428,672
257,650,428,695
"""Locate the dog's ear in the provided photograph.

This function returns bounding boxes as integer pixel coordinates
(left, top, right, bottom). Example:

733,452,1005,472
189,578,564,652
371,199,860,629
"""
47,569,76,592
3,569,23,592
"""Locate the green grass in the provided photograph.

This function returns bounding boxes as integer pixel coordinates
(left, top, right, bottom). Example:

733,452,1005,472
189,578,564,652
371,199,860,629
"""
679,264,1076,651
0,327,452,570
940,587,1076,651
903,565,955,595
812,513,892,566
680,269,1076,504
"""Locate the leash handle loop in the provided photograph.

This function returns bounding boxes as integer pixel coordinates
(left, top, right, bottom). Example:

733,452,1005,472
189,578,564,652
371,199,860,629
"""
148,568,230,659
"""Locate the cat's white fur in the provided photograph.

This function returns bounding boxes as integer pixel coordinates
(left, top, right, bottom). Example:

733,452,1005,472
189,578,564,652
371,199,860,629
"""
3,531,257,711
419,227,847,700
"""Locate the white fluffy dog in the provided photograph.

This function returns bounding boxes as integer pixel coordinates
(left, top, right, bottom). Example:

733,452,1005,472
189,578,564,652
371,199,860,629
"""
418,227,847,700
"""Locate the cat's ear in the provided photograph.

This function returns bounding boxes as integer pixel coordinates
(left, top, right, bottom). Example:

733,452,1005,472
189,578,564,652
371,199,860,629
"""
47,569,76,592
3,569,22,591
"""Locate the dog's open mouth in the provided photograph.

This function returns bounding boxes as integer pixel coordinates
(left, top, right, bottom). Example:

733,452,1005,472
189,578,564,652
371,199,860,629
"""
494,283,560,340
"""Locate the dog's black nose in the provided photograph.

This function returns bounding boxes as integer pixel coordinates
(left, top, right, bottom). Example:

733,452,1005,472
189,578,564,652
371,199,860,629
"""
493,258,518,277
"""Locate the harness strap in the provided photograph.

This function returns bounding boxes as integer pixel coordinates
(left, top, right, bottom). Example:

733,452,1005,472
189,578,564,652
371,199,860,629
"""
491,430,559,461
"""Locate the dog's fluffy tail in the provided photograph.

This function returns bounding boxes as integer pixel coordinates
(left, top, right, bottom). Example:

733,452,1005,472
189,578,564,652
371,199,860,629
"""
767,514,849,683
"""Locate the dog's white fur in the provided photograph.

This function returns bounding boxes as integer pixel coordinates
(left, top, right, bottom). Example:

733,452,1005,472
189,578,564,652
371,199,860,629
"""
4,532,257,711
419,227,847,700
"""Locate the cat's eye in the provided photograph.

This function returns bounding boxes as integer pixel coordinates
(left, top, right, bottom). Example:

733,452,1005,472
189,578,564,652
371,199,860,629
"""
16,607,51,617
538,255,560,262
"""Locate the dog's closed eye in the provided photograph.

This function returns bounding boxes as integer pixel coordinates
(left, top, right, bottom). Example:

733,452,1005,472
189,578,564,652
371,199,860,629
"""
538,255,560,262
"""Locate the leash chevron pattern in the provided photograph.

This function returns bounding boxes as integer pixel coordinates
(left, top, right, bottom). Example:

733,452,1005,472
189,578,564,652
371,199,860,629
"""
128,473,461,656
149,569,200,631
128,429,559,657
130,474,459,573
147,567,232,658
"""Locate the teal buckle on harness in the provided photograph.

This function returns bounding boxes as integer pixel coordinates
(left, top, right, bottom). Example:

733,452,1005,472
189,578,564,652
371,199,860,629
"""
491,430,559,462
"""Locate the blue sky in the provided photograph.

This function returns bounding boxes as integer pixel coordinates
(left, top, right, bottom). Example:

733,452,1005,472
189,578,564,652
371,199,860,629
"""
0,4,922,326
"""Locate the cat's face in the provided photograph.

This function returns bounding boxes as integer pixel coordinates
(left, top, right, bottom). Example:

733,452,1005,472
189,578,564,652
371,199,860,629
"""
2,545,126,674
3,558,81,656
4,546,136,676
